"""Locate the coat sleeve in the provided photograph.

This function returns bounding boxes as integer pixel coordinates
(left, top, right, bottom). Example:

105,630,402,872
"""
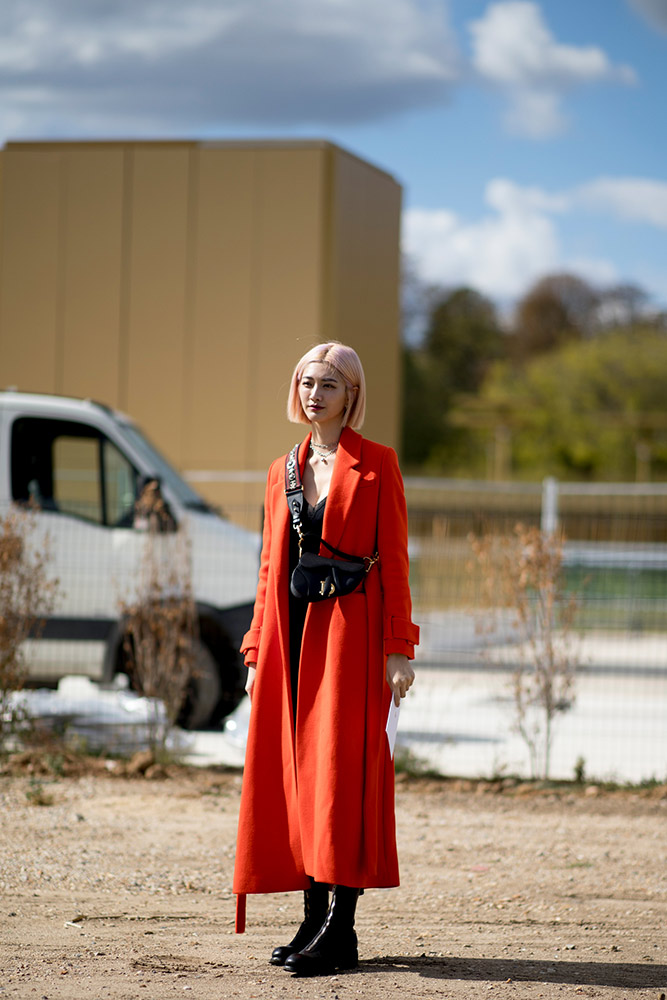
377,447,419,659
239,461,277,666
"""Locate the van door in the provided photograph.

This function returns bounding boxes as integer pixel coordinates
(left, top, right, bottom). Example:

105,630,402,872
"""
11,415,150,683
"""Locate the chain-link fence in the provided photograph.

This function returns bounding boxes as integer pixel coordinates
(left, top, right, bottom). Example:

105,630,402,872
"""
4,479,666,782
403,478,667,783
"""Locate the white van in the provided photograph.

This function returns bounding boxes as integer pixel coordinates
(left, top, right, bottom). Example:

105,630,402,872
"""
0,391,259,728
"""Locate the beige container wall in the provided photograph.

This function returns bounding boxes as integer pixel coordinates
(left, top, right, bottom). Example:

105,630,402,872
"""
61,147,126,404
0,149,63,390
325,148,402,448
248,149,326,467
186,148,257,476
123,145,192,467
186,147,325,476
0,140,402,522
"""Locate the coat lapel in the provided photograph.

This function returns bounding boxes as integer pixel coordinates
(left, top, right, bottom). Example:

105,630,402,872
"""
298,432,312,478
271,433,312,710
270,475,291,689
322,426,363,550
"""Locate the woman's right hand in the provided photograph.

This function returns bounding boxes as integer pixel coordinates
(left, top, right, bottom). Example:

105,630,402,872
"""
386,653,415,707
245,664,257,701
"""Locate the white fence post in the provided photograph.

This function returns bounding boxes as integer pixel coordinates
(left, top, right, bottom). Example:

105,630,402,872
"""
541,476,559,534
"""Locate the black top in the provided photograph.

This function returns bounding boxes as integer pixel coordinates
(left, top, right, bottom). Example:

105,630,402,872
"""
289,497,326,560
288,496,326,712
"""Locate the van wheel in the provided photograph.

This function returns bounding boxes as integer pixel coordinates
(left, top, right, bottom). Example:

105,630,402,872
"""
177,639,222,730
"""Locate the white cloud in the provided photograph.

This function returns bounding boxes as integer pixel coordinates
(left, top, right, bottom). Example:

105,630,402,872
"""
404,172,667,305
402,179,564,299
564,256,619,288
469,1,636,137
484,177,568,215
627,0,667,34
0,0,459,138
401,174,667,301
576,178,667,229
503,89,566,140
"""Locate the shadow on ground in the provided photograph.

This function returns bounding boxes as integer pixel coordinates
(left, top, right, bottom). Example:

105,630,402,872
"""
362,956,666,989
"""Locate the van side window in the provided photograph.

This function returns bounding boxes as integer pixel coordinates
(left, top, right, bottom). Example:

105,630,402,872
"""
104,438,137,526
53,435,103,523
11,417,138,528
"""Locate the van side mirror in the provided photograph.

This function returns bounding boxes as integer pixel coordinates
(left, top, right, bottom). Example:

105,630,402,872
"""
133,476,178,533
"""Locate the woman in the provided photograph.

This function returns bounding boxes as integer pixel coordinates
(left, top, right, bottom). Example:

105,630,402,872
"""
233,342,418,977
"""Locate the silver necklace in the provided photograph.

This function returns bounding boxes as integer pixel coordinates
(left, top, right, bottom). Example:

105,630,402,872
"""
310,440,338,464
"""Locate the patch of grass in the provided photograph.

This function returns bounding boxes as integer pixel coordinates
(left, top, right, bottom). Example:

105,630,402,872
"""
44,752,66,777
25,777,54,806
394,745,440,779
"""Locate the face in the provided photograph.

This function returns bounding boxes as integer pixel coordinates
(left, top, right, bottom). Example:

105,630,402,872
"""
298,362,349,427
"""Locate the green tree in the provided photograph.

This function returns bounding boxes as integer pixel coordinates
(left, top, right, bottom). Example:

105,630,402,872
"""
402,286,504,470
481,327,667,479
425,287,503,397
509,273,599,360
596,283,649,328
401,346,443,465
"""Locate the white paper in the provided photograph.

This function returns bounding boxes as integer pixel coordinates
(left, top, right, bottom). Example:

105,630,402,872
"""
385,699,400,759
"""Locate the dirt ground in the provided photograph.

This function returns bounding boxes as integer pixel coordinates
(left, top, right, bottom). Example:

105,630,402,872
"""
0,755,665,1000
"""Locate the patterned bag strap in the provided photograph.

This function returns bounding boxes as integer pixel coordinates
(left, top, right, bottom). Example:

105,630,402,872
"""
283,444,379,572
284,444,305,550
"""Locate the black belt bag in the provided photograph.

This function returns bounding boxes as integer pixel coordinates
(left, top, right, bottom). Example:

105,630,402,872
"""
284,444,378,602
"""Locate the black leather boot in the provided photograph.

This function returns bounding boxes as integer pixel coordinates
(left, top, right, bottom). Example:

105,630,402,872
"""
283,885,360,976
270,880,330,966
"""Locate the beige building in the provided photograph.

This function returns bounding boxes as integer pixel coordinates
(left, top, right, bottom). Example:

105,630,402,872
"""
0,139,402,519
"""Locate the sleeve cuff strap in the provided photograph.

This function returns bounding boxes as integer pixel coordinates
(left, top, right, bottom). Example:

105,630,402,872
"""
386,617,420,645
240,626,261,655
385,638,416,659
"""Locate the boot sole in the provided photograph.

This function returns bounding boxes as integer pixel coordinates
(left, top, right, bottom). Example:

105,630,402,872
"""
285,950,359,977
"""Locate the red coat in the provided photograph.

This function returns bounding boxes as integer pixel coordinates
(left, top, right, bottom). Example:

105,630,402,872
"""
233,427,419,930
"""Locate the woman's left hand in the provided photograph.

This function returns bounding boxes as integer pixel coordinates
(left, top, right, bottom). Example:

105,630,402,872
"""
386,653,415,707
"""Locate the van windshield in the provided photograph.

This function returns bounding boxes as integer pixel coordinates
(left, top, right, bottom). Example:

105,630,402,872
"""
117,419,214,514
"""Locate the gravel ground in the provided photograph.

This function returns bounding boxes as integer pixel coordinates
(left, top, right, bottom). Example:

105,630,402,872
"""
0,756,666,1000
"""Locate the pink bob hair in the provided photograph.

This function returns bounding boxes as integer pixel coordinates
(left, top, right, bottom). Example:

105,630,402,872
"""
287,341,366,429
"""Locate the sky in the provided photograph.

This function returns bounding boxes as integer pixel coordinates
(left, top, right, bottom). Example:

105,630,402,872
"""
1,0,665,315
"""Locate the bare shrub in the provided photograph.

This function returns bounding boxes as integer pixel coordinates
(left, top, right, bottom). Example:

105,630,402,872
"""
118,483,197,752
469,523,580,779
0,506,59,752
